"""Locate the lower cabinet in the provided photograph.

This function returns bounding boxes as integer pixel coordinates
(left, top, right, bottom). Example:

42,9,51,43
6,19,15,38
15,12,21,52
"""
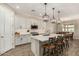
15,34,31,45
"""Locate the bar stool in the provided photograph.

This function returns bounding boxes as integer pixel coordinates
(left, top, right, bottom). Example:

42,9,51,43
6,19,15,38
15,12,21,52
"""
55,36,64,55
64,35,69,48
69,33,74,41
42,37,56,56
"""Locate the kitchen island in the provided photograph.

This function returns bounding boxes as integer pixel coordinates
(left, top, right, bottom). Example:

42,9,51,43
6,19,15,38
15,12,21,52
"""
31,34,61,56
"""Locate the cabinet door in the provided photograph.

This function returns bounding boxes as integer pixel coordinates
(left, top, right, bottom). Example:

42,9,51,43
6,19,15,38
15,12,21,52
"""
10,14,15,48
27,34,31,43
15,35,30,45
4,10,13,51
0,8,5,54
0,5,14,54
22,35,28,44
15,36,22,45
21,35,31,44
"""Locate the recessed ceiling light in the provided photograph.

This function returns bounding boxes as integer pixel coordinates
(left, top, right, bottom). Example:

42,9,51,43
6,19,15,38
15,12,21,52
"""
16,5,20,9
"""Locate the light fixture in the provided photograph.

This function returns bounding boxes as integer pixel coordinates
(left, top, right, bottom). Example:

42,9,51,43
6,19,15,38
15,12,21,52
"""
42,3,49,22
51,8,57,23
57,10,61,24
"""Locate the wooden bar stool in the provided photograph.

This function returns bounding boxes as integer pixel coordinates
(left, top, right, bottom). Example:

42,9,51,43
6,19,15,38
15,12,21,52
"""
64,35,69,48
69,33,74,41
42,37,56,56
55,36,65,55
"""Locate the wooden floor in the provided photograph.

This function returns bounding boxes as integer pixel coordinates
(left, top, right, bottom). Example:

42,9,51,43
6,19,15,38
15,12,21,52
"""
63,39,79,56
1,39,79,56
1,43,34,56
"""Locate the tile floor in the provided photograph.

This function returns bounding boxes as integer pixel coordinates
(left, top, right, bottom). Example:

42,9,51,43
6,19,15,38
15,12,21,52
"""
1,39,79,56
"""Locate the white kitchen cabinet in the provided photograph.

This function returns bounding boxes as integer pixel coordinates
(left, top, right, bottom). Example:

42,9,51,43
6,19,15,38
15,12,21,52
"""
15,34,31,45
26,34,31,43
0,5,14,55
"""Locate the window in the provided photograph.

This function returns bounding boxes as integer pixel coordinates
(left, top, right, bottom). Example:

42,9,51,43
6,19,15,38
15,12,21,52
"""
62,24,74,32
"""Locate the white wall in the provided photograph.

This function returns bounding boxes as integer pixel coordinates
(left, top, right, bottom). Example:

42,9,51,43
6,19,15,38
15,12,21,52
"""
14,14,57,34
60,20,79,39
14,14,47,33
46,22,57,33
57,23,62,32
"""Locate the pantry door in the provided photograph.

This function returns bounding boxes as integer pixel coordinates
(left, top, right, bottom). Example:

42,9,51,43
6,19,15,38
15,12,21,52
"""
4,9,14,52
0,7,5,54
0,5,14,54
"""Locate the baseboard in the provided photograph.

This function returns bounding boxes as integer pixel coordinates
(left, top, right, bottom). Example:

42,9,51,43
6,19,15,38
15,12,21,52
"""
0,48,13,56
15,42,31,47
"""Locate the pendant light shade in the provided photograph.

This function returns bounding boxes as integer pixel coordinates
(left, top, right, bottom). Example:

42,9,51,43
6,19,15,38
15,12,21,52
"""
42,13,49,22
41,3,62,23
51,8,57,23
57,10,61,24
42,3,49,22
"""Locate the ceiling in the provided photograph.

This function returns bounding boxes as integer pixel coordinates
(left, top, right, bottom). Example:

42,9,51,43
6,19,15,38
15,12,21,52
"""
7,3,79,21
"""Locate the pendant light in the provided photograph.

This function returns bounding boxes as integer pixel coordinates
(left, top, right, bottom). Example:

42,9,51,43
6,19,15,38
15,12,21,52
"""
57,10,61,24
51,8,57,23
42,3,49,22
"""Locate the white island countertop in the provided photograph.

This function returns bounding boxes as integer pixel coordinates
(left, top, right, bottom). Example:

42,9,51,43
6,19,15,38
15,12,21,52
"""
31,34,61,42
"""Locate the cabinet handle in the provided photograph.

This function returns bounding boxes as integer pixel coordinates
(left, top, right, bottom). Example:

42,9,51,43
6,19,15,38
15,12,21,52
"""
1,36,4,38
21,38,22,40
